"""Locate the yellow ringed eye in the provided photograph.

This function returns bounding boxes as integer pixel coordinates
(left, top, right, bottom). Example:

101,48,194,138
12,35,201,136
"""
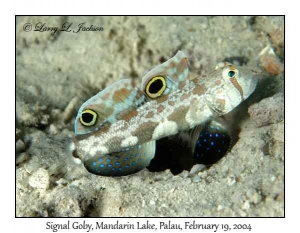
145,76,167,99
80,109,97,126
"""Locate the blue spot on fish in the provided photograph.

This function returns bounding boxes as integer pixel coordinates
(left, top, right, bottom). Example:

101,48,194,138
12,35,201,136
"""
192,120,231,165
115,162,121,166
92,162,97,166
100,164,105,168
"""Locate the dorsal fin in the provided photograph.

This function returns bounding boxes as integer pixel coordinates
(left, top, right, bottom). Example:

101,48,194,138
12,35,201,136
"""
75,79,146,136
141,51,190,99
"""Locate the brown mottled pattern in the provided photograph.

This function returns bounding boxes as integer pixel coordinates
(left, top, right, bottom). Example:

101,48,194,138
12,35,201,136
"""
156,95,168,103
169,61,176,68
214,79,222,86
89,103,114,122
123,110,139,122
145,111,155,118
157,105,165,113
217,89,223,94
116,107,133,120
178,81,186,89
171,72,179,81
113,88,131,103
106,136,123,152
168,101,175,106
192,84,207,95
95,122,111,135
191,78,198,84
178,58,188,73
229,77,244,100
215,98,225,110
180,93,190,101
88,103,106,111
76,121,112,141
102,92,111,101
131,122,159,142
167,106,190,130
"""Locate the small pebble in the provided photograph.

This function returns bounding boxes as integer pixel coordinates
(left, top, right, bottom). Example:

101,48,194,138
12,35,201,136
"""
51,109,62,120
16,167,30,189
217,205,224,211
265,195,275,203
16,139,26,153
40,114,50,126
246,189,255,198
178,170,189,178
270,176,276,182
251,192,262,204
248,93,284,127
16,152,29,165
55,178,69,185
24,160,41,174
16,128,23,141
192,176,201,183
48,124,58,135
48,164,65,176
28,168,50,190
149,200,156,205
227,175,236,186
63,97,80,123
259,46,283,75
189,164,206,176
242,200,251,210
240,211,247,217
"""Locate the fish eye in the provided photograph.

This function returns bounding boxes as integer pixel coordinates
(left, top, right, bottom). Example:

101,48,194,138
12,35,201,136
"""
145,76,167,99
80,109,97,126
228,70,236,78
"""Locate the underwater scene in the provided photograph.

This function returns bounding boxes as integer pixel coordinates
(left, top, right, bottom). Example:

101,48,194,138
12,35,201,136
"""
16,16,284,217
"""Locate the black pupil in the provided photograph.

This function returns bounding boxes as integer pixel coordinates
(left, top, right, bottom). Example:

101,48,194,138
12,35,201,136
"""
149,79,163,94
228,70,235,77
82,112,94,123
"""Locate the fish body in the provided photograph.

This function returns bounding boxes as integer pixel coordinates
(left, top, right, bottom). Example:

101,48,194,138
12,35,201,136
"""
71,51,260,176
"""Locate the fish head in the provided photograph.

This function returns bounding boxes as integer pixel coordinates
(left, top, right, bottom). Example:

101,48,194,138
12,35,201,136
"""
205,63,261,115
